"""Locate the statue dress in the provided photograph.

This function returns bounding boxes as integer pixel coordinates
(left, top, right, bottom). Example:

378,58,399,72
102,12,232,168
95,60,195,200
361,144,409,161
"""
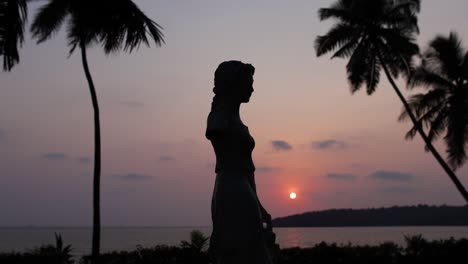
206,111,273,264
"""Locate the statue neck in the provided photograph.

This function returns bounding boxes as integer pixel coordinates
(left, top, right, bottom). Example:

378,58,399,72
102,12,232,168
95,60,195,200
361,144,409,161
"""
211,95,241,119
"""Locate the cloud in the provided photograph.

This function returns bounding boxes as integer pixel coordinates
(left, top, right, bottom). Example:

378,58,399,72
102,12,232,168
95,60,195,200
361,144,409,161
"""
271,140,293,151
325,173,358,181
369,170,414,181
121,101,144,108
159,156,176,162
113,173,154,181
310,139,351,150
42,152,68,161
76,157,92,164
379,187,415,194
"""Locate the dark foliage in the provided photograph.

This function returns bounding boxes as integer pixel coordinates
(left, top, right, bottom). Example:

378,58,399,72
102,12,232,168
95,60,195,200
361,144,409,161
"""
31,0,164,55
0,0,27,71
180,229,210,259
80,245,210,264
315,0,420,94
2,236,467,264
400,32,468,169
0,233,74,264
278,237,468,264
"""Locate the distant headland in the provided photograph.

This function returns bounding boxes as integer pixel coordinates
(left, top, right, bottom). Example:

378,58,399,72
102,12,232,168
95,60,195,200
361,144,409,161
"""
272,205,468,227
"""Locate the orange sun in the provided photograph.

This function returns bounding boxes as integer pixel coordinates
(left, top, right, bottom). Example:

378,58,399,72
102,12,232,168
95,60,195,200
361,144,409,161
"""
289,192,297,199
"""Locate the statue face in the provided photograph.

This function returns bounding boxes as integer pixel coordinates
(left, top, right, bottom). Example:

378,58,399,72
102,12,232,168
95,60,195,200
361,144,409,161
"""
239,74,254,103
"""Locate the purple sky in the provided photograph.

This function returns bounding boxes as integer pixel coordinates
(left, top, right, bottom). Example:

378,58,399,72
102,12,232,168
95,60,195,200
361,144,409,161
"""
1,0,468,226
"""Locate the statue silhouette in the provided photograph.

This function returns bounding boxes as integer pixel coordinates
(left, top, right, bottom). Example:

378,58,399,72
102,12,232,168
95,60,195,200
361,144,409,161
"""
206,61,277,264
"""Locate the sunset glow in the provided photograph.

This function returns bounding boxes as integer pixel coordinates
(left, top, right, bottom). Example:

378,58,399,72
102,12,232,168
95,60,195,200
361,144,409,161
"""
1,0,467,227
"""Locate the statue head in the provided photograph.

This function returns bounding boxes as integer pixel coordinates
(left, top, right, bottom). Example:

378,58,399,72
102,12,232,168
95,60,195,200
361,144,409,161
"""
213,60,255,103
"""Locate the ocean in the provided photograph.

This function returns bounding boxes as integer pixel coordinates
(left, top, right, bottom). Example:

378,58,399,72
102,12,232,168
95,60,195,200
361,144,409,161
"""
1,226,467,257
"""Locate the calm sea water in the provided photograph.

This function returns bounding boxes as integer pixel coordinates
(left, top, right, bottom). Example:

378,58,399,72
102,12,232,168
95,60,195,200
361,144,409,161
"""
1,226,467,257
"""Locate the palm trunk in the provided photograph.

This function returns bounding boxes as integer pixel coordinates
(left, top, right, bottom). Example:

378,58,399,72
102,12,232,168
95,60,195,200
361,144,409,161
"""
377,52,468,204
80,42,101,264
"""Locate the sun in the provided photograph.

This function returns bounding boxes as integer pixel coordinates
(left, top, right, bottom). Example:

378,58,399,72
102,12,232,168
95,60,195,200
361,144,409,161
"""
289,192,297,199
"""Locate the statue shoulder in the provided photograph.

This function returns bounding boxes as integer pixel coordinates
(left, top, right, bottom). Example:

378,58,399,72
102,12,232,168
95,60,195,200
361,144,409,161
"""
206,111,231,139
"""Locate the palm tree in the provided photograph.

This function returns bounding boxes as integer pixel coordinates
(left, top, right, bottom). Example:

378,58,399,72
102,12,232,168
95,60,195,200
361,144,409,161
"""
0,0,28,71
400,32,468,170
315,0,468,203
180,230,210,254
30,0,164,262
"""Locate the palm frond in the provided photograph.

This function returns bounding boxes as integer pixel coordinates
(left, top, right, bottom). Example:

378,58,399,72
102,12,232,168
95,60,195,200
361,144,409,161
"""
396,0,421,12
398,105,410,122
446,125,467,169
385,0,420,33
408,67,454,90
444,88,468,169
411,89,447,117
404,125,419,140
99,0,164,54
401,100,445,143
331,30,363,59
315,23,358,57
0,0,28,71
31,0,70,44
425,32,465,81
461,51,468,80
404,106,447,150
426,110,448,144
378,28,419,77
365,50,381,95
399,89,446,126
346,39,371,93
318,0,354,22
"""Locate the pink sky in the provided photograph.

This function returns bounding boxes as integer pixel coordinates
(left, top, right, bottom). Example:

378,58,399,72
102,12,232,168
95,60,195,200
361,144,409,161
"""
1,0,468,226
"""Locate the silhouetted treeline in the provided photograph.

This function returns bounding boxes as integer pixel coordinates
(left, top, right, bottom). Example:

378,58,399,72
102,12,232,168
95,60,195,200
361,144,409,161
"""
2,235,468,264
272,205,468,227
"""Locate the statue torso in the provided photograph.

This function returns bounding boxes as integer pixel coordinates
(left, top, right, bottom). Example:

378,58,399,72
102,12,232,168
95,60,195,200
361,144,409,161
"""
206,111,255,173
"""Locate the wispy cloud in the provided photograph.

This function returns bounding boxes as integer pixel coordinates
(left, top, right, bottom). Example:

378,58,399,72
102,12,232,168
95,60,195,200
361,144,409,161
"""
76,157,92,164
113,173,154,181
325,173,358,181
271,140,293,151
159,156,176,162
369,170,414,181
42,152,68,161
310,139,351,150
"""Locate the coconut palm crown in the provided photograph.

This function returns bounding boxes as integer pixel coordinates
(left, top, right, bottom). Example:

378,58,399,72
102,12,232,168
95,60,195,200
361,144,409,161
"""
31,0,164,54
400,32,468,170
0,0,28,71
315,0,420,94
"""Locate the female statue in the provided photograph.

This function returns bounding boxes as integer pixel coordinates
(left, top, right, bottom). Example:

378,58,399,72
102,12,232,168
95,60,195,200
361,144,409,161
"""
206,60,274,264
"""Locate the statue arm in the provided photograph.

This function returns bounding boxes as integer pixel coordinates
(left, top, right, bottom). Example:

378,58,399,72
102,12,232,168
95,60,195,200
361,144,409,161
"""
206,112,230,139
